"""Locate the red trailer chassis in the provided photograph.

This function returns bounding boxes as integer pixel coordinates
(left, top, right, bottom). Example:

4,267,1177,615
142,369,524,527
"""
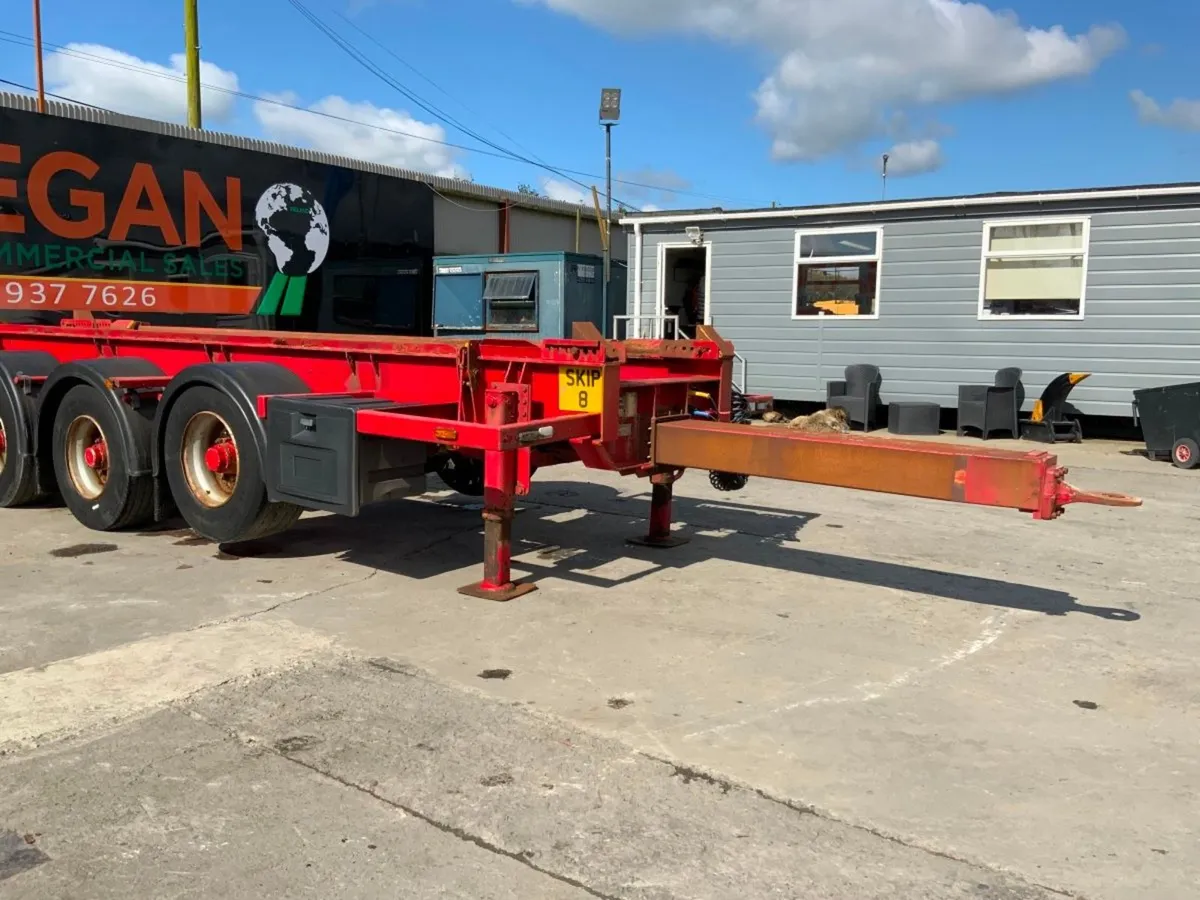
0,320,1140,600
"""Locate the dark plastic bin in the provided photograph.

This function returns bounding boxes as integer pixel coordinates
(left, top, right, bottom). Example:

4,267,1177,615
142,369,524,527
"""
1132,381,1200,469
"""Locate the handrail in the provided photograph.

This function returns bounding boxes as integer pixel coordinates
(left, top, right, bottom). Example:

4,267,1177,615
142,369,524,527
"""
611,314,681,340
733,352,747,394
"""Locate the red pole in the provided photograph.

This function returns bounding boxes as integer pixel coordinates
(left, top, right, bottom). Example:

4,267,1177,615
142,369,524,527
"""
32,0,46,113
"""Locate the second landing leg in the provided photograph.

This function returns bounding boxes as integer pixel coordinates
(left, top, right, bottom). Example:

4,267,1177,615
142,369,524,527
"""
627,476,689,549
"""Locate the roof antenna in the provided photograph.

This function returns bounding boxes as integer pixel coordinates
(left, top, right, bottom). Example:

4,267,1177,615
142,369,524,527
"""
881,153,890,200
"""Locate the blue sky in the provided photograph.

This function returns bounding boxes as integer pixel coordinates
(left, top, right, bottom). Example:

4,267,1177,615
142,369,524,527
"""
2,0,1198,211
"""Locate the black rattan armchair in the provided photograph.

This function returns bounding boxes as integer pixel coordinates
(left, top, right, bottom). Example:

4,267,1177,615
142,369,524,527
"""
956,367,1024,440
827,364,883,431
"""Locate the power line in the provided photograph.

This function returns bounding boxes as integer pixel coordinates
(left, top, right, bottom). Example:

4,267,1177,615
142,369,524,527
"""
0,33,539,169
0,28,763,207
0,33,509,162
329,6,555,172
280,0,647,208
324,8,743,209
0,28,748,207
282,2,754,209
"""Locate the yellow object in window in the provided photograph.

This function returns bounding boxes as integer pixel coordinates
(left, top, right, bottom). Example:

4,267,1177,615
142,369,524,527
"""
813,299,860,315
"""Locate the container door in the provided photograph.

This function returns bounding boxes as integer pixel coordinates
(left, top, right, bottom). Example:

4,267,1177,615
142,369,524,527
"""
433,273,485,335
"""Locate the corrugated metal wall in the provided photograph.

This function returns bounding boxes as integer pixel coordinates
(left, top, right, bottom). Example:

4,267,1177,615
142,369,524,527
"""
626,199,1200,417
431,199,622,259
433,195,502,255
510,208,622,259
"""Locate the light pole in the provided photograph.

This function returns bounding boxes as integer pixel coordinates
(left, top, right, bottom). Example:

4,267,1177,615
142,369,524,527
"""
881,153,890,200
599,88,620,334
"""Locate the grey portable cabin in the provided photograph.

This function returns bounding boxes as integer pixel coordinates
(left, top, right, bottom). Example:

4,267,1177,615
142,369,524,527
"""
620,183,1200,417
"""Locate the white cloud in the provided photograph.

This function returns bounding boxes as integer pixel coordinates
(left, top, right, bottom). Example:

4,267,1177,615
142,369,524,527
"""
253,93,469,178
884,139,944,177
44,43,239,123
540,178,590,204
519,0,1123,164
38,41,469,180
1130,89,1200,132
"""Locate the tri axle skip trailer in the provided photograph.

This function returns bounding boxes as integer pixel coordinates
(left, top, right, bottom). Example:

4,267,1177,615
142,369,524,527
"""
0,318,1141,601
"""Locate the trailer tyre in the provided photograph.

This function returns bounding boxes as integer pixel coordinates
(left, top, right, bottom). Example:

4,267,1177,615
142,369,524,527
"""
163,386,302,543
1171,438,1200,470
50,385,155,530
0,389,39,508
436,453,485,496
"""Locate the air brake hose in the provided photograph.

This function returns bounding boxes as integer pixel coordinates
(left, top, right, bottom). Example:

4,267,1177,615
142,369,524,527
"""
710,388,751,492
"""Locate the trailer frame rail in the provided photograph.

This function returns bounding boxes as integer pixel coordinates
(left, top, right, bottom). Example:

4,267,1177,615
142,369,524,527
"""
0,319,1141,601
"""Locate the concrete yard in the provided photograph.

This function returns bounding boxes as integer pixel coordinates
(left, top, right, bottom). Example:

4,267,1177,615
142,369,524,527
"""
0,436,1196,899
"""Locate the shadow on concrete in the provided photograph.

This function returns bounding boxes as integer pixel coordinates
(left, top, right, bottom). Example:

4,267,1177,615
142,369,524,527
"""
155,478,1139,623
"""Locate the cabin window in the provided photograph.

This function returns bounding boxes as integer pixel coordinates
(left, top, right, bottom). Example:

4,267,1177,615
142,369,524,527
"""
979,218,1088,319
483,271,539,331
793,228,882,319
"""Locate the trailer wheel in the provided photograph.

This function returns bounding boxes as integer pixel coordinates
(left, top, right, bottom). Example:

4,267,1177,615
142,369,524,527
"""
0,390,39,507
1171,438,1200,470
436,453,485,496
163,386,302,542
50,385,154,530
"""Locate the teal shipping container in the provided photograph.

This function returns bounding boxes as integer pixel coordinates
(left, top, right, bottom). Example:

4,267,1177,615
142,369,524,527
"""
432,252,627,340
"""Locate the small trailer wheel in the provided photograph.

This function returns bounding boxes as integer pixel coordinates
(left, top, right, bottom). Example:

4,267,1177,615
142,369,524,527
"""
1171,438,1200,470
50,384,154,530
163,385,302,542
437,453,485,496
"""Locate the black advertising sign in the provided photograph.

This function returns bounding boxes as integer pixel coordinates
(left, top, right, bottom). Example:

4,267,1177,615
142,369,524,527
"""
0,105,435,322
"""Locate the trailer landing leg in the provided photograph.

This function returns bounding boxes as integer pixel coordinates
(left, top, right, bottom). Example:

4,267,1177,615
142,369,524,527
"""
459,505,536,602
628,472,690,549
459,390,537,602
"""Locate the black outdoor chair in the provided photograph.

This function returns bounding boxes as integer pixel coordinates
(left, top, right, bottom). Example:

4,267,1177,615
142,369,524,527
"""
1020,373,1090,443
956,367,1024,440
827,364,883,431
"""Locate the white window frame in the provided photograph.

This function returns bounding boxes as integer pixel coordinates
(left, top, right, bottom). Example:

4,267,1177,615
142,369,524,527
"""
791,225,883,321
977,215,1090,322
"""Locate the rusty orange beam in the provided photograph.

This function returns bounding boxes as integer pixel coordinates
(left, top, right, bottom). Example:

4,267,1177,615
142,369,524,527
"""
652,420,1141,520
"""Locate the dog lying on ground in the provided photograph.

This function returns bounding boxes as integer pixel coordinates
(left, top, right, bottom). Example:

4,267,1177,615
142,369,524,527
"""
761,407,850,433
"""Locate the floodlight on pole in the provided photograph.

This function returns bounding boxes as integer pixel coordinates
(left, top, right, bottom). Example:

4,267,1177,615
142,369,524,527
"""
599,89,621,334
600,88,622,122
